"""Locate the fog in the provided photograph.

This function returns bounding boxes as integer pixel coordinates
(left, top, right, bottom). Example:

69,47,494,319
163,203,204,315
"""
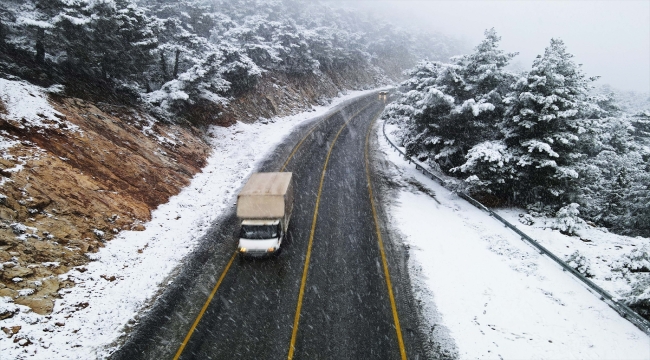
333,0,650,94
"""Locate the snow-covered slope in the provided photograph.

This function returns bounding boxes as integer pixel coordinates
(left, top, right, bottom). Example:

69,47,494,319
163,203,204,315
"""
377,120,650,359
0,79,74,132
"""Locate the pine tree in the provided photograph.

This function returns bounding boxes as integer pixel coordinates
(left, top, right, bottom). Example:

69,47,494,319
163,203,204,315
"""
272,20,319,74
384,29,517,173
89,0,158,83
0,0,20,48
501,38,596,205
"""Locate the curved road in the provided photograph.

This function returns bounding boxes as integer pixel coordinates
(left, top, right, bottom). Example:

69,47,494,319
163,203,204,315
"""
112,93,430,359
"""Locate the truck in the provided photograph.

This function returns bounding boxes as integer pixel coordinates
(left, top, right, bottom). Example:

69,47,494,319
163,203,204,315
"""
236,172,294,256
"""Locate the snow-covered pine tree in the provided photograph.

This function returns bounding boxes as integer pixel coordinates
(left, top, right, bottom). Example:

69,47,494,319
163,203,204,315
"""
631,111,650,145
217,43,263,96
272,20,319,75
88,0,158,85
150,1,220,88
384,29,517,175
218,14,282,71
146,50,229,122
568,109,650,237
627,163,650,236
501,38,597,205
0,0,21,47
4,0,64,63
49,1,93,75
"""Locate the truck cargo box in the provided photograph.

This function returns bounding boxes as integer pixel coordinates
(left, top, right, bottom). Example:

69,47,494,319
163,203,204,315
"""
237,172,293,220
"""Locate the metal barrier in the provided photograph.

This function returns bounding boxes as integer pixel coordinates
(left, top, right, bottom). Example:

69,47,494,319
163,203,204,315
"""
380,119,650,335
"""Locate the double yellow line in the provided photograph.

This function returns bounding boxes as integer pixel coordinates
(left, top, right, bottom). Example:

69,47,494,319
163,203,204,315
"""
287,105,367,359
173,101,371,360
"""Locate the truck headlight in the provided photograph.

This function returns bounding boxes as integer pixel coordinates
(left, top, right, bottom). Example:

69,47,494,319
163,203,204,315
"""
239,247,247,253
267,247,276,252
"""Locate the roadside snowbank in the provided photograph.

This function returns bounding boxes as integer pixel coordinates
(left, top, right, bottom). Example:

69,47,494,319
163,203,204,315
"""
0,89,379,359
495,209,650,309
378,121,650,359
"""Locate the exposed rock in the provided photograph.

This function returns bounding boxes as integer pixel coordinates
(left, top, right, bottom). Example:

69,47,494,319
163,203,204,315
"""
0,296,19,320
0,288,17,298
131,224,146,231
0,310,17,320
1,325,21,337
14,336,32,346
2,266,34,281
222,68,384,124
13,297,54,315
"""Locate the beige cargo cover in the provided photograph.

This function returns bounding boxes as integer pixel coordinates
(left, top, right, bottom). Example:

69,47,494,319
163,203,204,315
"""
237,172,293,219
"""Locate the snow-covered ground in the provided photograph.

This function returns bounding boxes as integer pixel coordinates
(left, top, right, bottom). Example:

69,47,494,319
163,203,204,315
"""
0,78,75,132
0,88,381,359
495,209,650,310
378,121,650,359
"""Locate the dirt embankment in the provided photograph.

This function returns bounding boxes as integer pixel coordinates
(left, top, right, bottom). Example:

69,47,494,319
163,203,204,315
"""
0,64,386,317
0,97,210,315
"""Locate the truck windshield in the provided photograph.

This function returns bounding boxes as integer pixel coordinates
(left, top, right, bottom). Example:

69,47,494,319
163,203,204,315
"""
240,225,279,239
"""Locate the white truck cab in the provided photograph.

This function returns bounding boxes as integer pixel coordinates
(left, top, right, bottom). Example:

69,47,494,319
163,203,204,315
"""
238,219,283,254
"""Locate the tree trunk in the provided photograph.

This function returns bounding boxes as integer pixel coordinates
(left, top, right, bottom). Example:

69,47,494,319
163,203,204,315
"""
35,28,45,64
0,21,6,47
160,51,169,81
172,49,181,78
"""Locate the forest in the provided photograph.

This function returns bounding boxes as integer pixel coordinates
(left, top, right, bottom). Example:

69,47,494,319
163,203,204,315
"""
0,0,462,125
383,29,650,237
3,1,647,236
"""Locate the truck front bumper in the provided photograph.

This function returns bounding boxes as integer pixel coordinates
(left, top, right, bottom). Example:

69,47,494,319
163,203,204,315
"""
238,238,280,257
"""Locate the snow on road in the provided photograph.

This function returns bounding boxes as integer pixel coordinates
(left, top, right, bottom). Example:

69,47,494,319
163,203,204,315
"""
378,121,650,359
0,89,380,359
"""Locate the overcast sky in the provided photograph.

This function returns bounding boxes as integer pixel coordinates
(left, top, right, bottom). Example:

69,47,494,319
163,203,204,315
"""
334,0,650,94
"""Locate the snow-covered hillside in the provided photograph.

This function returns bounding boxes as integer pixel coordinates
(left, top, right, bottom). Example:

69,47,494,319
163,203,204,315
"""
377,120,650,359
0,0,462,124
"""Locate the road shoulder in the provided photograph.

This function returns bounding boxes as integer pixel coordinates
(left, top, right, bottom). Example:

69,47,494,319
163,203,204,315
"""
368,117,459,359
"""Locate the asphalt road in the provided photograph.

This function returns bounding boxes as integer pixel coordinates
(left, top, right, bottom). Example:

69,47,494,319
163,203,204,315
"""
111,92,430,360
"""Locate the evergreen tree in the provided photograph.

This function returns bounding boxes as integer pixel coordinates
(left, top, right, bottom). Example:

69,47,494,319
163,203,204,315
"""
88,0,158,84
272,20,319,74
384,29,517,172
217,14,282,70
501,38,596,205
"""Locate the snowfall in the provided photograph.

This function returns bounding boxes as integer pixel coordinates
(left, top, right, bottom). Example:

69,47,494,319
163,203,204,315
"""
0,83,649,359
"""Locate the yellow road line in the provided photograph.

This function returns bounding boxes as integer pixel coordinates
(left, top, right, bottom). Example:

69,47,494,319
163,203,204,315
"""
173,101,371,359
287,105,370,360
281,102,372,171
281,116,331,171
364,112,407,360
173,251,237,360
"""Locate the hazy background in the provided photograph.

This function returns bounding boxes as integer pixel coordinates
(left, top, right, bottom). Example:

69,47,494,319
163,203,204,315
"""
331,0,650,94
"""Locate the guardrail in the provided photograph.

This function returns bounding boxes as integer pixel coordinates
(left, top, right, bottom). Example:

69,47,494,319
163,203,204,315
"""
381,119,650,336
